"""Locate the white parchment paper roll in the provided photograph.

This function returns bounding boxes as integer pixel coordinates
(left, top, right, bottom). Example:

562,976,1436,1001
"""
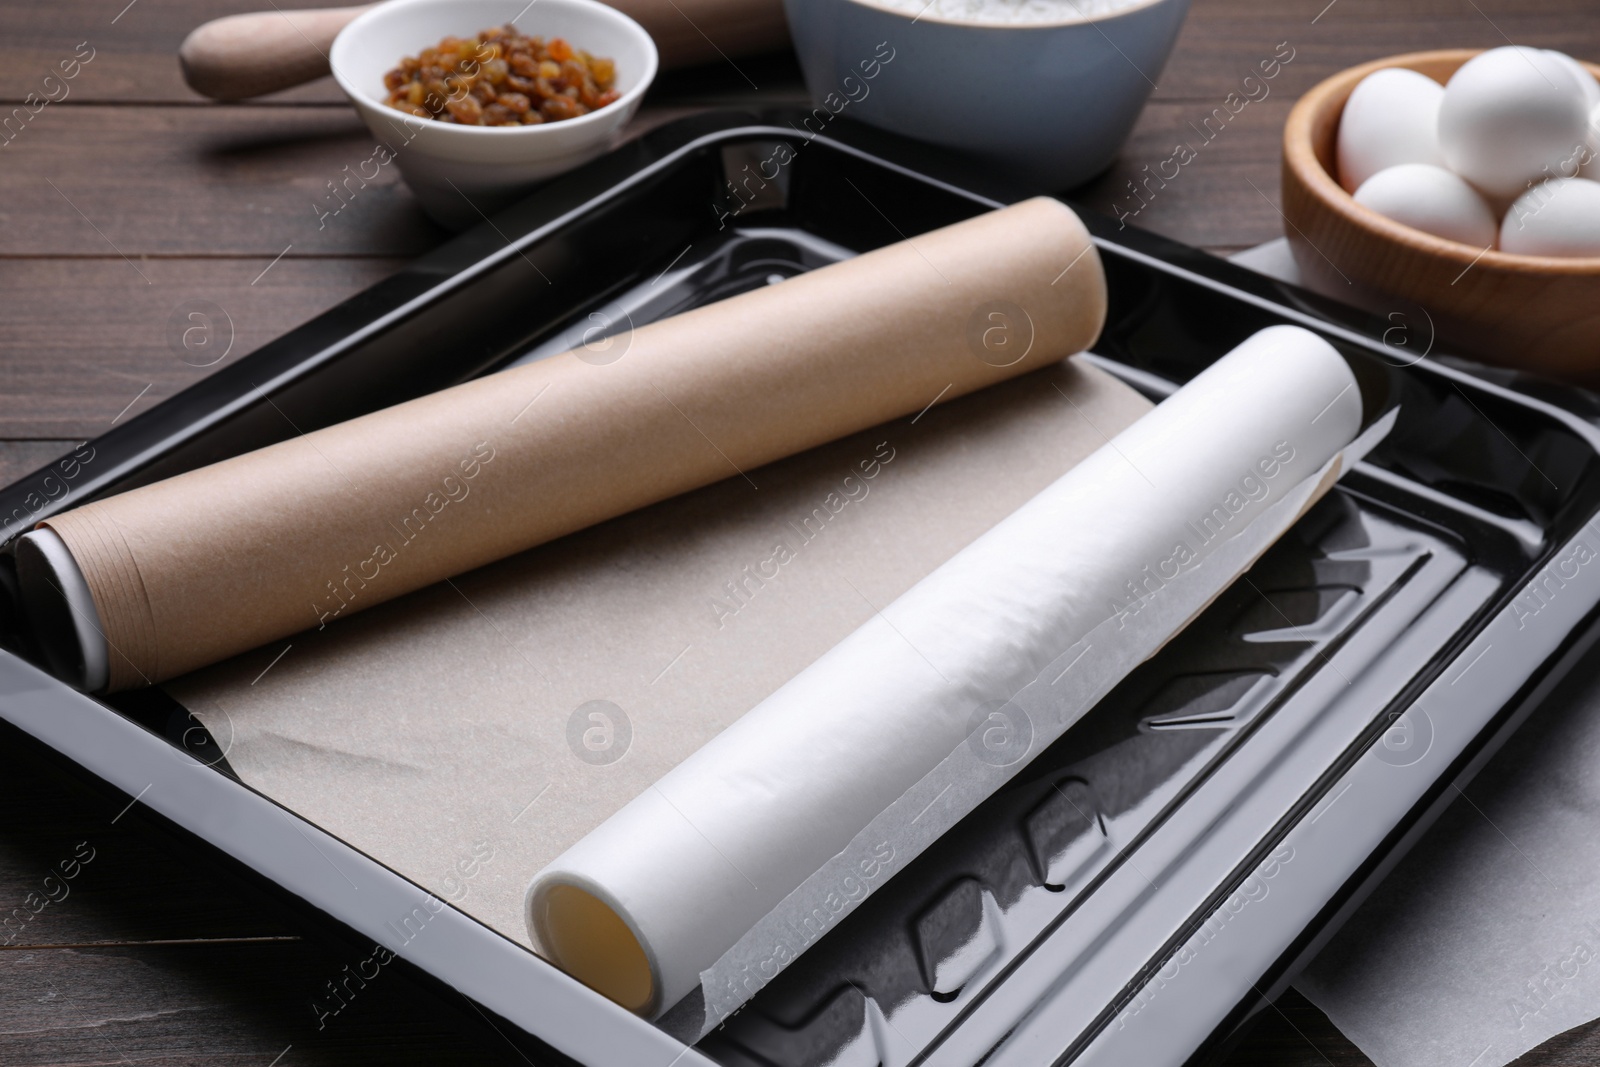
526,325,1369,1022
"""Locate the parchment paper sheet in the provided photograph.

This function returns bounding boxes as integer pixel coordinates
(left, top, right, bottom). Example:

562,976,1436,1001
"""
171,357,1153,963
1297,648,1600,1067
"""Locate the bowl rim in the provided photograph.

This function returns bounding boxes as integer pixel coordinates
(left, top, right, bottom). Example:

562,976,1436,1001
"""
329,0,659,138
1284,46,1600,274
837,0,1178,33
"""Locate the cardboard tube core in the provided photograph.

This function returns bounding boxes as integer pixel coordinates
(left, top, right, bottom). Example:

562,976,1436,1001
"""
535,883,656,1015
14,528,109,693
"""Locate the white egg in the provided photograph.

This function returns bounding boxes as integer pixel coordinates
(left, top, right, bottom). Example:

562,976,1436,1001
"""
1546,49,1600,113
1336,67,1446,194
1500,177,1600,256
1438,46,1591,199
1546,52,1600,180
1353,163,1498,247
1582,101,1600,180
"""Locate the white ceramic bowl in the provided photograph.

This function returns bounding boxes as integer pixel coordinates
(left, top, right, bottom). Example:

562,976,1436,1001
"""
783,0,1190,189
331,0,658,228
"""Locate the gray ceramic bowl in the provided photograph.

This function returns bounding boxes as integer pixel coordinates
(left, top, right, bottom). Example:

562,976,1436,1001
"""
783,0,1191,189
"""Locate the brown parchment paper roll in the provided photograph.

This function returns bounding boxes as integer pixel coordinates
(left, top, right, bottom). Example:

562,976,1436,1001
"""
43,197,1106,690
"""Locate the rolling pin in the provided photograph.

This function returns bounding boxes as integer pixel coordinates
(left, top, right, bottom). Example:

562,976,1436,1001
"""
178,0,790,101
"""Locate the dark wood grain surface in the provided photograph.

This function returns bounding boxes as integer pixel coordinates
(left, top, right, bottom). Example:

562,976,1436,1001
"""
4,1,1600,1063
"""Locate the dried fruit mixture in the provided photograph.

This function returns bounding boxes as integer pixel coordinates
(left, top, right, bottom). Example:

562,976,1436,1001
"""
383,25,620,126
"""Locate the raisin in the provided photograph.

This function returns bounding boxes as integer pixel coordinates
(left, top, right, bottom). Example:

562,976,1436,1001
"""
445,96,483,124
498,92,532,114
540,95,582,121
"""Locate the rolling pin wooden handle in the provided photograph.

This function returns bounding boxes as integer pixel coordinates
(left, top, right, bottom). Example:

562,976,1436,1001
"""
179,5,373,101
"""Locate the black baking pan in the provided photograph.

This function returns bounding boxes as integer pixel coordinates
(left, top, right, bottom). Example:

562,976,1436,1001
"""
2,109,1599,1067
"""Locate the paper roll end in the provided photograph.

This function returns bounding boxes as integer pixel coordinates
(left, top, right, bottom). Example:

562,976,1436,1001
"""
14,528,110,693
528,879,659,1017
1021,196,1108,358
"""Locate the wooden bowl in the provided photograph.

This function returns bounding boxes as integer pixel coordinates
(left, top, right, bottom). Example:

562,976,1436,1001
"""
1282,49,1600,383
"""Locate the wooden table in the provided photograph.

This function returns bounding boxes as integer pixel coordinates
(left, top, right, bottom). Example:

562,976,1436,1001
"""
3,1,1599,1062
